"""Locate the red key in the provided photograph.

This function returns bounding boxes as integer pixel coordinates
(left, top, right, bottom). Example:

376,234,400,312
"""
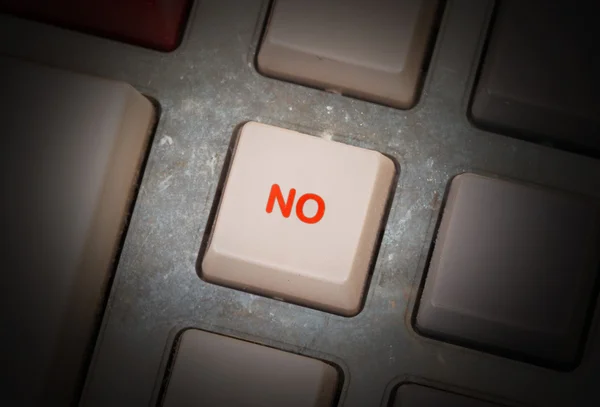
0,0,193,51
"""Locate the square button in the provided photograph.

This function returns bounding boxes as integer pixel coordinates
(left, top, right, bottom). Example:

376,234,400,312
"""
391,384,503,407
201,122,395,316
0,0,192,51
257,0,440,109
1,57,155,406
415,173,600,368
162,330,339,407
470,0,600,154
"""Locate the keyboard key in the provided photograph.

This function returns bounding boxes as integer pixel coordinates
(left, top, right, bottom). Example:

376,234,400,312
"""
0,0,193,51
414,173,600,369
470,0,600,154
161,329,340,407
391,384,503,407
0,57,155,405
257,0,440,109
201,122,395,316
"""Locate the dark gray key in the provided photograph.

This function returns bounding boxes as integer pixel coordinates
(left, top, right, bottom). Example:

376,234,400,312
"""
161,330,339,407
392,384,503,406
415,173,600,368
470,0,600,154
257,0,440,109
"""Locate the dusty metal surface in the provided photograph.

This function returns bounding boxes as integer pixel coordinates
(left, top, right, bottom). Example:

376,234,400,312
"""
1,0,600,406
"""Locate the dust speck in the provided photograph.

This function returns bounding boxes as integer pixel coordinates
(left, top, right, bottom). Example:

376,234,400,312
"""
321,131,333,141
157,174,174,192
181,99,202,113
206,153,218,176
159,135,174,146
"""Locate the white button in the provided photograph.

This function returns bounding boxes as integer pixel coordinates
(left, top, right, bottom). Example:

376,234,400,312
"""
1,56,155,405
161,329,339,407
202,122,395,316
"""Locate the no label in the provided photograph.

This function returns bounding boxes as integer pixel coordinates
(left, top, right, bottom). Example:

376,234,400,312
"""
266,183,325,224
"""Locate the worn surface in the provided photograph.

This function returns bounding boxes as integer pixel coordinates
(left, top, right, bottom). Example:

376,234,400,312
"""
1,0,600,406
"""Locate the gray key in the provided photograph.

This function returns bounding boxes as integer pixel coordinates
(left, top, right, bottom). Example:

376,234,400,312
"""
257,0,440,109
161,330,339,407
0,57,155,406
392,384,503,407
470,0,600,153
415,173,600,368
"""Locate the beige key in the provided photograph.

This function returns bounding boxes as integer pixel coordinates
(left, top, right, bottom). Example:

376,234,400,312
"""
1,56,155,406
201,122,395,316
257,0,440,109
161,329,339,407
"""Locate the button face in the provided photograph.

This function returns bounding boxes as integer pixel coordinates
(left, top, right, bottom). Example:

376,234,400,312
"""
161,330,340,407
257,0,440,109
0,57,155,405
415,173,600,368
391,384,503,407
201,122,395,316
470,0,600,154
0,0,193,51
